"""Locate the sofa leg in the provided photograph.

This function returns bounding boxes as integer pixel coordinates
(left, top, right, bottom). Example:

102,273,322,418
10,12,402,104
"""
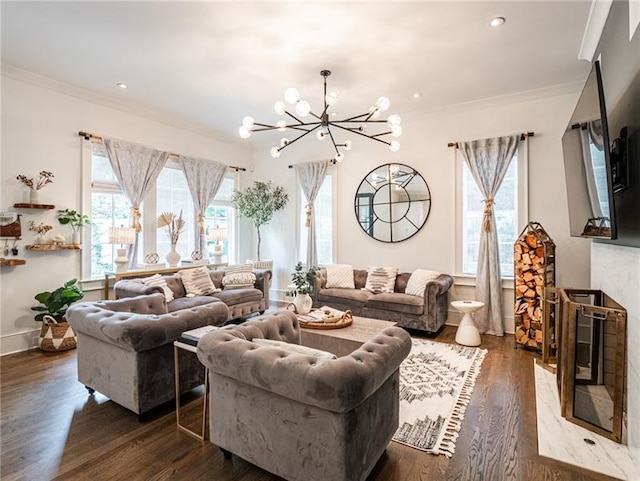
85,386,95,395
220,448,232,460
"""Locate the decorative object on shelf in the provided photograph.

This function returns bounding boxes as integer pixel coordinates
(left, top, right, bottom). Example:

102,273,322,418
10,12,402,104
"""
191,250,203,261
166,244,180,267
51,234,65,245
56,208,90,245
28,221,52,245
513,221,556,359
157,211,185,267
0,212,22,238
238,69,402,163
16,170,54,203
232,181,288,261
289,261,318,315
208,225,227,262
31,278,84,352
144,252,160,264
109,225,136,272
355,163,432,243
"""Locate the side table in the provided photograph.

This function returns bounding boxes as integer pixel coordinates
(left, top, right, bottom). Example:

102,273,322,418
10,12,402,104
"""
452,300,484,347
174,325,218,442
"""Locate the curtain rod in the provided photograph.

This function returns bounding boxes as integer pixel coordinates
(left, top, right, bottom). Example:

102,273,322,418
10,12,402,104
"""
447,131,535,148
78,130,247,172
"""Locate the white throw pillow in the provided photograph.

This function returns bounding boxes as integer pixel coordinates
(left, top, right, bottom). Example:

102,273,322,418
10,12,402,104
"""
364,266,398,294
222,264,256,289
325,264,355,289
140,274,175,302
252,338,337,359
178,267,219,297
405,269,441,297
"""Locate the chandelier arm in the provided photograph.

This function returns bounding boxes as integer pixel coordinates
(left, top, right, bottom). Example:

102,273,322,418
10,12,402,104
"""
340,113,374,122
370,131,393,139
285,110,305,124
330,123,391,146
332,119,388,124
278,125,321,152
326,128,341,155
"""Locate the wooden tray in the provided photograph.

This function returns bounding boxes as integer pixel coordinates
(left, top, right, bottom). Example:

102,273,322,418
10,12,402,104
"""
295,309,353,330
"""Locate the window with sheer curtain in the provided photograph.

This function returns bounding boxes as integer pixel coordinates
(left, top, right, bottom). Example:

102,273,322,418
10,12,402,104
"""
298,172,334,266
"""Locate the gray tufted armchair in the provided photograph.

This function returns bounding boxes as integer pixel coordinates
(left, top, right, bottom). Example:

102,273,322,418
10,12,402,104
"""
197,310,412,481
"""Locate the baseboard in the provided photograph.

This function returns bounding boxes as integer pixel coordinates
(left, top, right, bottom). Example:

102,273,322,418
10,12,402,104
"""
1,329,40,356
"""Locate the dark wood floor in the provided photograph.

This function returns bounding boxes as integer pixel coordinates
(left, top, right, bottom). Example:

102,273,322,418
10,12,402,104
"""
0,326,620,481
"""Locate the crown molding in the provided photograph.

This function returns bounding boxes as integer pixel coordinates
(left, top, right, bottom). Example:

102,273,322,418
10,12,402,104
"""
578,0,613,61
0,63,242,145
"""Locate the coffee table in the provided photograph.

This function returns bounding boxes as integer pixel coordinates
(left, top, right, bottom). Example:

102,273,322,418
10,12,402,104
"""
300,316,397,357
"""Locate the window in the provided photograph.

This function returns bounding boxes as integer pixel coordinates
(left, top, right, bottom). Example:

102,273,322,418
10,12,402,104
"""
204,176,236,262
299,172,334,266
459,151,526,278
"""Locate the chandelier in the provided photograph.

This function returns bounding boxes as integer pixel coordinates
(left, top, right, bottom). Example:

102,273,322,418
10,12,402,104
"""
238,70,402,162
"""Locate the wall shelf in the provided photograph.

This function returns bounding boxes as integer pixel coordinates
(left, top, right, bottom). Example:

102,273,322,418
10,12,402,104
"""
0,258,26,267
25,244,81,251
13,203,55,210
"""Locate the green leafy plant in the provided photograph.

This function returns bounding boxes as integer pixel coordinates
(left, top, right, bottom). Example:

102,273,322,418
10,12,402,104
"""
290,262,318,295
31,278,85,322
57,209,90,233
231,181,288,260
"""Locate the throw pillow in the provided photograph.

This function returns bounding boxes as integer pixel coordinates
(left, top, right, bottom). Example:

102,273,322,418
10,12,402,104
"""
325,264,355,289
178,266,219,297
140,274,175,302
252,338,337,359
364,266,399,294
222,264,256,289
405,269,441,297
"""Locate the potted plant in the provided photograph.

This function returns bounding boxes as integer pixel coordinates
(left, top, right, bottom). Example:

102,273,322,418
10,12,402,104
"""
231,181,288,262
57,209,90,245
31,278,84,352
290,262,318,314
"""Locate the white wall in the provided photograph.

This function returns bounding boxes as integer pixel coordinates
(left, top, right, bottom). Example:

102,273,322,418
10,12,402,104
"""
252,86,592,332
0,71,253,355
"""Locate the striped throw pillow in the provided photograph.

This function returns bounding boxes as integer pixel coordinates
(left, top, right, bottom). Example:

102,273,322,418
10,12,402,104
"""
325,264,355,289
364,266,398,294
405,269,441,297
178,267,219,297
140,274,175,302
222,264,256,289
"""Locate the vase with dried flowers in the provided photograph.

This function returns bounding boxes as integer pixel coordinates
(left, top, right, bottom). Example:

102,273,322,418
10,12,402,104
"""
29,221,53,245
157,211,185,266
16,171,54,204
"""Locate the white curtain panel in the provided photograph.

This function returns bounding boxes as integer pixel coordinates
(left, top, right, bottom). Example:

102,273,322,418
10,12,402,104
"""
457,135,519,336
179,156,227,255
293,160,331,269
103,137,169,267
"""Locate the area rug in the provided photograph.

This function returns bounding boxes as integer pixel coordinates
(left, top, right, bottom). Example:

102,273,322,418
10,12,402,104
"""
392,339,487,457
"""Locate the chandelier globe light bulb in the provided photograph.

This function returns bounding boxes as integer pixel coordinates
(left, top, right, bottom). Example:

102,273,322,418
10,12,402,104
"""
325,91,339,106
375,96,391,112
334,152,345,163
344,140,353,151
391,125,403,137
270,147,281,158
316,129,327,141
295,100,311,117
242,116,254,129
389,140,400,152
274,101,286,115
280,138,289,147
370,109,381,120
284,87,299,104
387,114,401,127
276,120,287,131
238,126,251,139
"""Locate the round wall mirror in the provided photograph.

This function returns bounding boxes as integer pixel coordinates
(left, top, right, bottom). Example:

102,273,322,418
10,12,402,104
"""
354,163,431,242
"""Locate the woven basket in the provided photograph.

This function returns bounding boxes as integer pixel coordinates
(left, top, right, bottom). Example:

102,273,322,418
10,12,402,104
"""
38,315,77,352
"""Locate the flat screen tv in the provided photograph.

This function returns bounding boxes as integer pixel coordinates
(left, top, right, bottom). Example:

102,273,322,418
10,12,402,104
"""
562,60,617,239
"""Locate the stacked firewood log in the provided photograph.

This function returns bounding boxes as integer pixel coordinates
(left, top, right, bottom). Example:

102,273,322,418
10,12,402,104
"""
514,222,555,351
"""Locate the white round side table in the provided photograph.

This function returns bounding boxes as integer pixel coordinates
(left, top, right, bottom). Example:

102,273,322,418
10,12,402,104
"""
451,300,484,347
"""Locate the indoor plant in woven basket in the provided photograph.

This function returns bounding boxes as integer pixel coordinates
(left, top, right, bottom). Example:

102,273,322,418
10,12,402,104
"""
31,278,84,352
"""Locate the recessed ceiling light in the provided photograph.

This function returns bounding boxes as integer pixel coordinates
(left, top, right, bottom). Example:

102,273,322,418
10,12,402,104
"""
115,83,128,89
412,92,422,99
490,17,505,27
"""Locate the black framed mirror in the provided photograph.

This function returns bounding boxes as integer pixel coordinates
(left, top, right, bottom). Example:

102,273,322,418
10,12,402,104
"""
354,163,431,243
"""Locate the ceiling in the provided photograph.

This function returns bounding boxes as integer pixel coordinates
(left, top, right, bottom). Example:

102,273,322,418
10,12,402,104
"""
1,1,593,139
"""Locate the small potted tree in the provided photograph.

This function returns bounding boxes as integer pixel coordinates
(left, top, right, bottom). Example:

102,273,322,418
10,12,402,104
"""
31,278,84,352
57,209,90,245
232,181,288,266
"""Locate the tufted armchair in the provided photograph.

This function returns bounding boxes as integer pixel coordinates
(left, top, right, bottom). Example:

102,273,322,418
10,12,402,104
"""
66,293,229,418
197,310,412,481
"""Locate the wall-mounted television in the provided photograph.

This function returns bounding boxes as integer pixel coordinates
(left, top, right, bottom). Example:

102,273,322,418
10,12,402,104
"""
562,60,618,240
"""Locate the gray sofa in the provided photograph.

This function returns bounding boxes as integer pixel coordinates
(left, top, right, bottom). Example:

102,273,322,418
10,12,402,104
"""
114,268,271,321
197,310,412,481
313,268,453,333
66,293,229,417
